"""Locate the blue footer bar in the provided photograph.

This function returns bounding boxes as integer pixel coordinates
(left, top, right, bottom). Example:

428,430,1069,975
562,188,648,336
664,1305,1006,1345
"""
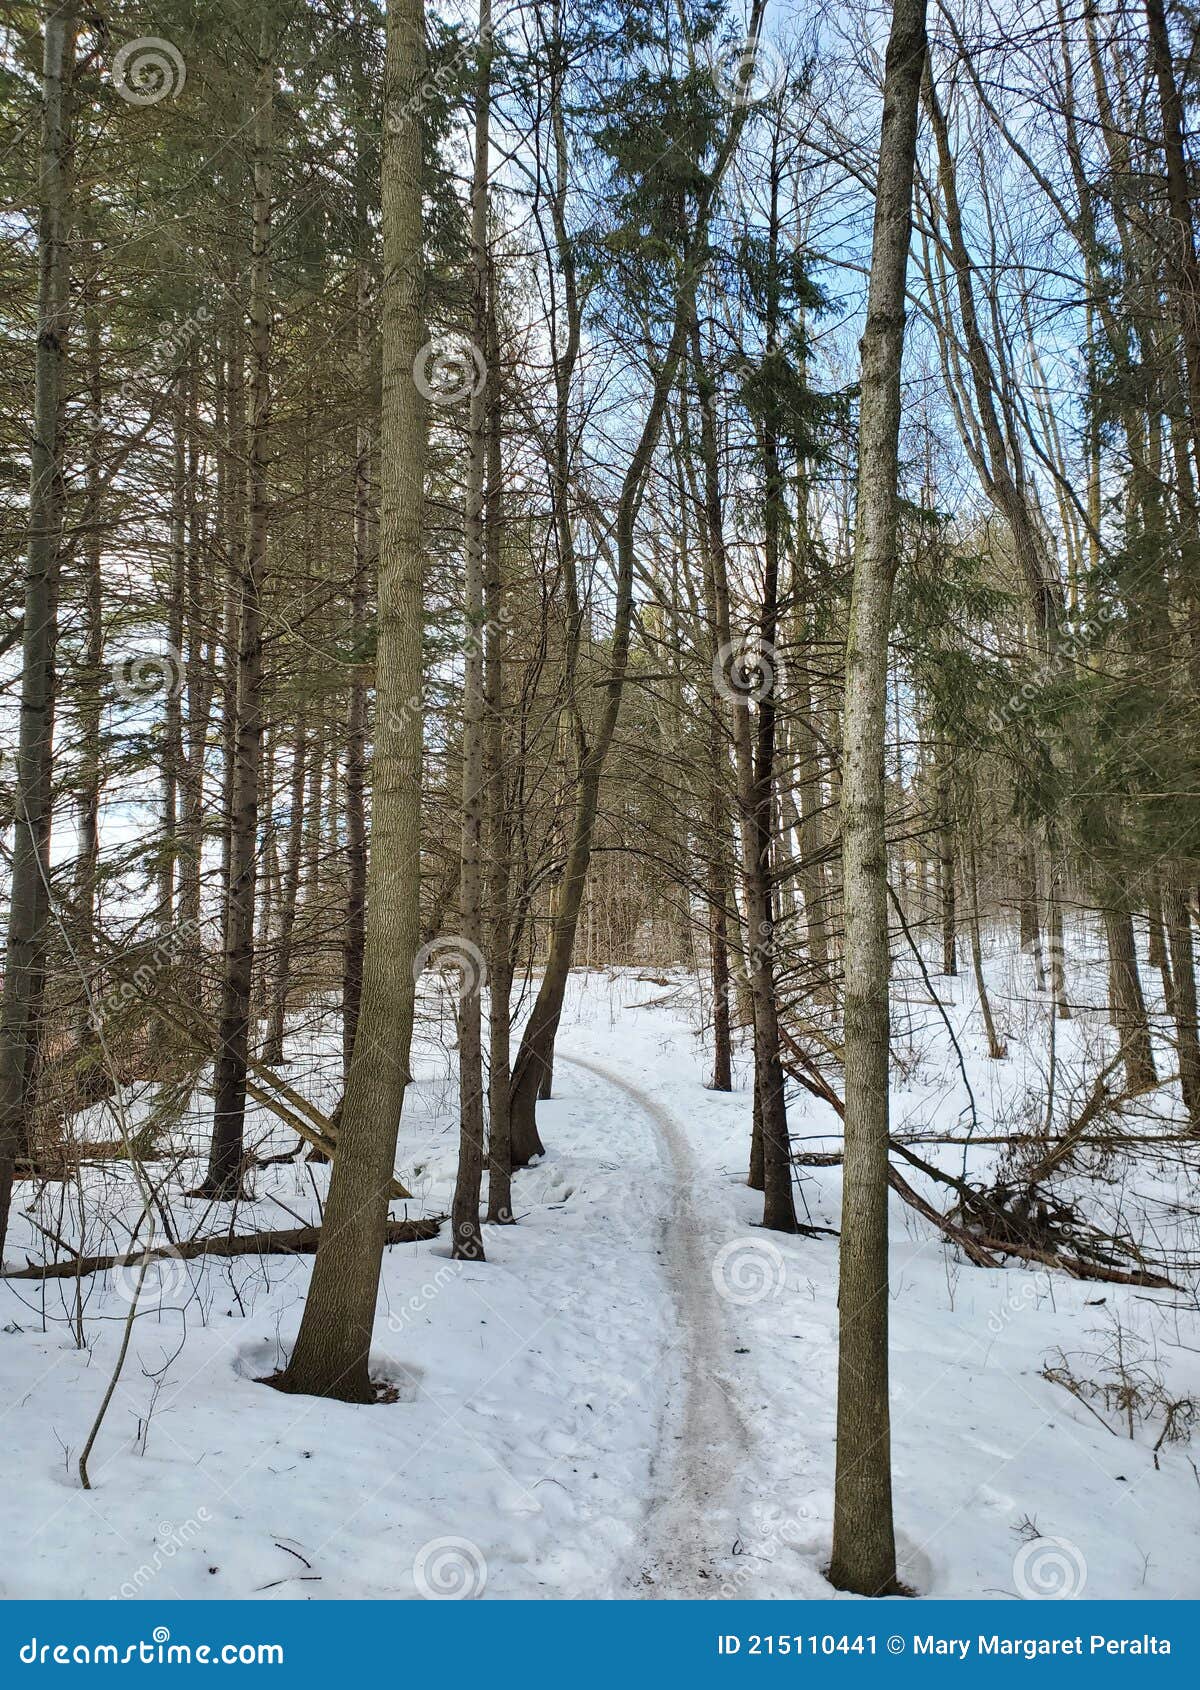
0,1602,1194,1685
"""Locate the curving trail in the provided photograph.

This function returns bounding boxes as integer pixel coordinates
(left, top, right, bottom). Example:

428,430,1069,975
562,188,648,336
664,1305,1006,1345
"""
557,1052,754,1597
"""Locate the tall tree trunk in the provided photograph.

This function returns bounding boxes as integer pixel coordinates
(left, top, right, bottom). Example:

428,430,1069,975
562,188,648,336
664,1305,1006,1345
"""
204,50,275,1197
829,0,927,1599
262,701,308,1067
74,243,103,1061
1163,873,1200,1130
483,261,514,1222
1102,900,1157,1093
0,4,74,1258
751,149,798,1235
936,750,956,975
276,0,429,1402
967,831,1005,1058
450,0,493,1263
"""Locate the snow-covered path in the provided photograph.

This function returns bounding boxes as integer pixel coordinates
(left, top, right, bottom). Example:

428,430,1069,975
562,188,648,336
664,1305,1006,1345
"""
558,1053,754,1597
4,967,1200,1600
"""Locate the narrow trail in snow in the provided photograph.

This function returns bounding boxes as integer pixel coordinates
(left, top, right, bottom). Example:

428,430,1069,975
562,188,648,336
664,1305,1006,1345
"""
556,1051,753,1598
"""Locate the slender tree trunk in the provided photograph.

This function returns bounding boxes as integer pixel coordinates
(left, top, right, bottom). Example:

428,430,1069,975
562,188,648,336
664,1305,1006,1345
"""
450,0,493,1263
751,154,798,1235
936,751,957,974
263,702,308,1067
276,0,429,1402
1163,874,1200,1130
967,832,1005,1058
75,245,103,1061
829,0,927,1599
481,262,514,1223
0,4,74,1258
205,50,275,1197
1102,901,1157,1093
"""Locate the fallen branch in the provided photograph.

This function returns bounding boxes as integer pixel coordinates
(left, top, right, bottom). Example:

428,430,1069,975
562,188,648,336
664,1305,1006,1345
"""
4,1217,442,1280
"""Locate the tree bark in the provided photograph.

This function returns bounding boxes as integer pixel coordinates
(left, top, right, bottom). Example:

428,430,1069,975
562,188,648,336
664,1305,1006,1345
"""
204,47,275,1198
275,0,429,1402
0,4,74,1260
450,0,493,1263
829,0,927,1599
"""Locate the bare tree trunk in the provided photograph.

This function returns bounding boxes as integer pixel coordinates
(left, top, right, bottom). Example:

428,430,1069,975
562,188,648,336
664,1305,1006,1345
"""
967,832,1005,1058
75,244,103,1062
0,4,74,1259
343,196,373,1075
481,263,514,1223
1162,875,1200,1129
263,701,307,1067
204,48,275,1198
691,304,791,1221
450,0,493,1264
275,0,429,1402
829,0,927,1599
936,751,957,975
1102,901,1157,1092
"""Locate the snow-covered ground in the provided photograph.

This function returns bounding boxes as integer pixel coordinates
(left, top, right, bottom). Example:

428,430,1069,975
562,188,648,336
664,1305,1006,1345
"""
2,939,1198,1601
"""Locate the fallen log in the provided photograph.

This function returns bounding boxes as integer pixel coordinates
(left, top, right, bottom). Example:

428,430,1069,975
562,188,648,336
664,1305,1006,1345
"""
3,1216,443,1281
